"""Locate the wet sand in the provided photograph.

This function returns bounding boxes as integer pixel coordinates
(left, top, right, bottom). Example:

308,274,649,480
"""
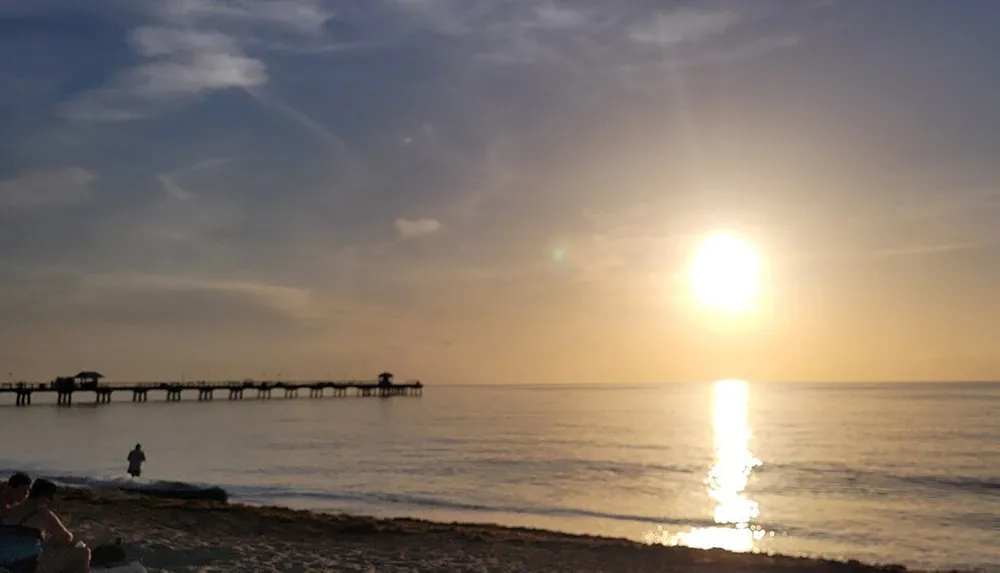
56,488,947,573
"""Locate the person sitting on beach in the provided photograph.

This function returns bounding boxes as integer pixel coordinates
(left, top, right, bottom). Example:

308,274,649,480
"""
126,445,145,479
1,479,90,573
0,473,31,517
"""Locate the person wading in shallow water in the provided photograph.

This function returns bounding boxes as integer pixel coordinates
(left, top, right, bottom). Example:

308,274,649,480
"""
126,445,146,479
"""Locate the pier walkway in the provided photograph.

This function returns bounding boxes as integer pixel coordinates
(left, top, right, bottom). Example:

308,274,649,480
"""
0,378,423,407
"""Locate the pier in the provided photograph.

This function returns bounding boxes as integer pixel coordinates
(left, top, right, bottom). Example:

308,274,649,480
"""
0,371,423,407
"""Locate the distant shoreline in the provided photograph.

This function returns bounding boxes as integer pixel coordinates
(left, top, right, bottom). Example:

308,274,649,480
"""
57,487,935,573
5,380,999,388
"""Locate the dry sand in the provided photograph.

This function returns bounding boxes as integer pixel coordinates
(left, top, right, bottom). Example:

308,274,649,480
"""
54,488,948,573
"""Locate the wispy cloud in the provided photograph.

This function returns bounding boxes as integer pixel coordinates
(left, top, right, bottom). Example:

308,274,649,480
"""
0,167,96,212
629,7,741,46
130,27,267,95
80,272,317,321
884,189,1000,225
387,1,602,65
786,240,1000,268
63,27,266,121
438,135,521,219
73,271,409,331
619,2,811,74
157,174,192,201
683,34,801,67
244,89,344,145
392,0,596,37
866,241,1000,259
395,217,441,241
159,0,331,35
61,0,332,121
531,4,590,30
156,157,236,201
136,159,243,246
392,0,474,36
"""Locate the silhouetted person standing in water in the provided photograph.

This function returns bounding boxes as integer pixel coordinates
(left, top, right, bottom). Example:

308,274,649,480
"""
126,444,145,478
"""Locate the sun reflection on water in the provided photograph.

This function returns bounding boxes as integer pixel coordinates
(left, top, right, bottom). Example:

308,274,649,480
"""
646,379,766,553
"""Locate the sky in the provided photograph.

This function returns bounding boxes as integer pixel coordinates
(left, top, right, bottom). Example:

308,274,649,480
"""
2,0,1000,384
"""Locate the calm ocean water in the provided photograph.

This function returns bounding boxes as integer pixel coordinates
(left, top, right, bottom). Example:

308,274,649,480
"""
1,382,997,571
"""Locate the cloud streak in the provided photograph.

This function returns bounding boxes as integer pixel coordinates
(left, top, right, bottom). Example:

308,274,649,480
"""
130,27,267,95
244,89,344,145
159,0,331,35
0,167,96,212
80,272,318,321
395,218,442,241
156,157,236,201
62,27,266,121
866,241,1000,259
629,7,741,46
61,0,332,121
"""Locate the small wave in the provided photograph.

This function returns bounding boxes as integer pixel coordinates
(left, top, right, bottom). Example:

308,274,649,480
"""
229,484,770,530
373,492,714,527
50,474,214,492
51,474,135,489
3,469,704,527
0,470,230,502
894,474,1000,493
4,468,806,545
7,469,691,526
469,457,696,478
758,462,1000,497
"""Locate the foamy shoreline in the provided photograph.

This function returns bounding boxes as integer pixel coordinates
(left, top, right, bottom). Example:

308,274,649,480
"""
55,488,939,573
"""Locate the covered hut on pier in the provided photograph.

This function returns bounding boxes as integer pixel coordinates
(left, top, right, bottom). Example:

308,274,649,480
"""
75,371,104,390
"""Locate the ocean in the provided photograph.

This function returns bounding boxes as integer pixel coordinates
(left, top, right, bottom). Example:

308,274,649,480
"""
1,381,997,572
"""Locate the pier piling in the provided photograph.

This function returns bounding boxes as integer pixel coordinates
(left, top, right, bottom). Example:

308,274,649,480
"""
15,390,31,406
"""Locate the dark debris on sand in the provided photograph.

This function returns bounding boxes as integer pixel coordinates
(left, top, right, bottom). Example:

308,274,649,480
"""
54,488,960,573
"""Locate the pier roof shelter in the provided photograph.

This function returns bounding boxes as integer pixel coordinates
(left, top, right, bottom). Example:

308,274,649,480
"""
377,372,394,387
75,371,104,389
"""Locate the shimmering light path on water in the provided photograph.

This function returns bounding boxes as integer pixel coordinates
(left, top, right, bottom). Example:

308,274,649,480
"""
649,380,769,552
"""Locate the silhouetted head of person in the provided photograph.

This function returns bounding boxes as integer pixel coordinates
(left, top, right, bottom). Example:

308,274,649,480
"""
134,444,142,450
3,472,32,504
28,479,57,504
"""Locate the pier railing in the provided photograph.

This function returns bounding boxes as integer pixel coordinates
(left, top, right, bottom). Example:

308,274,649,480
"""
0,379,424,406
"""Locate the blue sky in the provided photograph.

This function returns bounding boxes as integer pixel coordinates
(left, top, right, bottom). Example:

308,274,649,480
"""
3,0,1000,383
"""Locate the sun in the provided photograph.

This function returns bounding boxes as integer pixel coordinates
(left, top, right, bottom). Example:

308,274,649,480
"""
687,231,763,314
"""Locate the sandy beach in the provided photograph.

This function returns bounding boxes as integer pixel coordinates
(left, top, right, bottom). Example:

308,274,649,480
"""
47,488,946,573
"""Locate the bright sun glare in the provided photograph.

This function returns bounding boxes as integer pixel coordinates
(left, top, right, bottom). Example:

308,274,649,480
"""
687,232,763,314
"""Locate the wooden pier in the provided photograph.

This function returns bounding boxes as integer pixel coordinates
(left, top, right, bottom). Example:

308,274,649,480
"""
0,371,423,407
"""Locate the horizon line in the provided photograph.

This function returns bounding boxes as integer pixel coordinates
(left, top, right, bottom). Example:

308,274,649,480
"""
4,379,998,387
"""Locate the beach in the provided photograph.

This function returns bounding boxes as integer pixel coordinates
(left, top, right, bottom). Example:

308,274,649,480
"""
57,488,936,573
